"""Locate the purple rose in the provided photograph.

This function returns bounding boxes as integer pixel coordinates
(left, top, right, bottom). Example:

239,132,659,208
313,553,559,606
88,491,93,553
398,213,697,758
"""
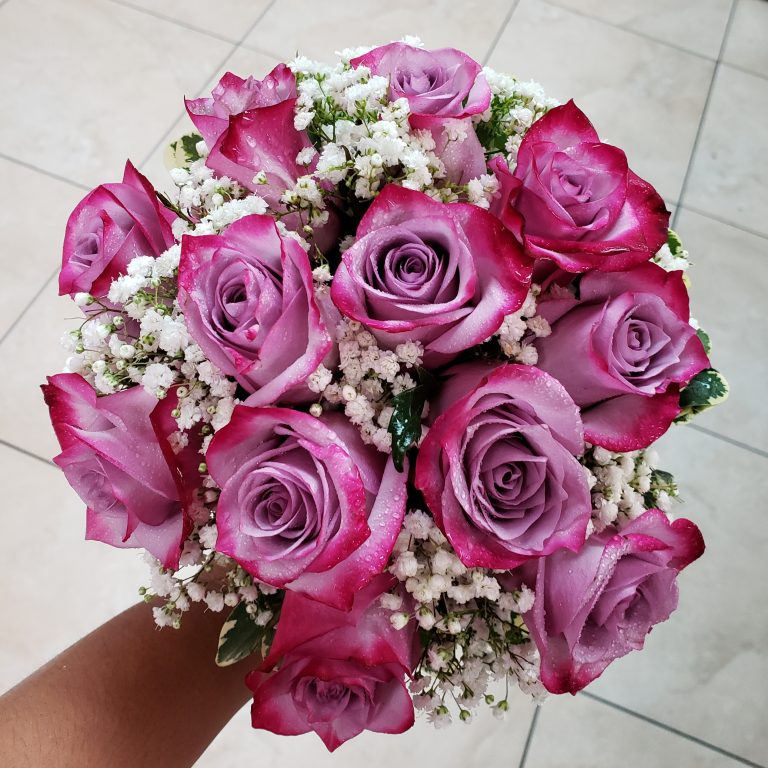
60,161,175,298
41,374,199,568
250,575,417,751
415,363,591,569
351,43,491,184
534,263,710,451
331,184,531,367
206,406,408,609
178,214,333,407
512,509,705,694
489,101,669,272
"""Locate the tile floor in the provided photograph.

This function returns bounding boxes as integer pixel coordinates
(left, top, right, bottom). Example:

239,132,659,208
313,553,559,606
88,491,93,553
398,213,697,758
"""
0,1,765,766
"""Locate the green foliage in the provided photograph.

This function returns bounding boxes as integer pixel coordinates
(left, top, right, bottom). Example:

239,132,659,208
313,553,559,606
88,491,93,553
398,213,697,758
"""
696,327,711,355
387,367,437,472
666,229,684,256
165,131,204,170
676,368,729,423
215,602,278,667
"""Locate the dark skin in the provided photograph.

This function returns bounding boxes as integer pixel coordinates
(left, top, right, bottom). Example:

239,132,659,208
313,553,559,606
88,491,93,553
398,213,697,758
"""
0,602,255,768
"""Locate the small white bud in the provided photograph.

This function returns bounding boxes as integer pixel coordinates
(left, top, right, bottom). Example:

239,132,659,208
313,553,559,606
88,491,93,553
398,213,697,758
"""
390,612,410,630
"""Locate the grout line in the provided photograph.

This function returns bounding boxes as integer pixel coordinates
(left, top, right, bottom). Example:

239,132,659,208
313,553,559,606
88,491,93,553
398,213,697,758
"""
0,152,91,192
483,0,522,65
0,439,54,469
671,0,739,229
0,269,58,348
138,0,279,170
679,202,768,241
541,0,719,63
581,692,767,768
517,706,541,768
106,0,237,45
721,59,768,83
685,423,768,460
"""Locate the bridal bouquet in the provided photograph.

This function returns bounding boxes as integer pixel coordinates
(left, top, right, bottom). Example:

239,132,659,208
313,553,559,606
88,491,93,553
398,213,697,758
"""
43,39,727,750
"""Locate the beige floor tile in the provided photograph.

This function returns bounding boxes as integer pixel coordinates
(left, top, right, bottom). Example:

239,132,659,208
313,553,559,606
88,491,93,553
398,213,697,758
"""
0,160,84,339
487,0,714,204
545,0,732,59
0,445,146,692
0,0,232,189
588,426,768,764
525,694,744,768
723,0,768,78
685,65,768,237
243,0,512,64
119,0,272,43
199,689,534,766
0,278,74,460
674,208,768,451
139,46,279,193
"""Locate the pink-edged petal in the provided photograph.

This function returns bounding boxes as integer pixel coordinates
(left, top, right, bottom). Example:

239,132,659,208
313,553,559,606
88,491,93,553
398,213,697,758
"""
487,155,525,240
262,573,415,672
582,389,681,451
248,666,312,737
579,262,691,319
518,101,600,161
84,502,184,569
365,675,415,735
626,170,670,256
621,509,705,570
286,457,408,610
211,99,310,204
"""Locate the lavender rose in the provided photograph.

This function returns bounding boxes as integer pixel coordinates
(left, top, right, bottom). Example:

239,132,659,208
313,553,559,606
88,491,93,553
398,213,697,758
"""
489,101,669,272
511,509,705,694
178,213,333,407
534,263,710,451
331,184,531,367
60,161,175,298
249,576,417,752
351,42,491,183
206,406,408,609
415,363,591,569
41,374,198,568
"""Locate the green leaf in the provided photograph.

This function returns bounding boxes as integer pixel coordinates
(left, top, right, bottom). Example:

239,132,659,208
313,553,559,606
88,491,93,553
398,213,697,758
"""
164,131,203,170
387,367,436,472
679,368,729,410
667,229,684,256
216,602,272,667
696,327,711,355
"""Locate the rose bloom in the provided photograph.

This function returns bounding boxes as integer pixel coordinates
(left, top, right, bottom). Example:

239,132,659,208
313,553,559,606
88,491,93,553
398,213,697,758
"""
489,101,669,272
510,509,705,694
178,213,333,407
415,363,591,569
206,406,408,609
249,575,417,751
41,374,199,568
186,64,303,206
351,42,491,184
534,263,710,451
186,66,338,250
60,161,175,298
331,184,531,367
